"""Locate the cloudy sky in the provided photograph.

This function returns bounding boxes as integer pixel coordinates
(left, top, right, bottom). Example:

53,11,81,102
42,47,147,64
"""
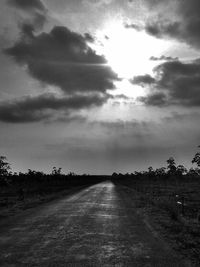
1,0,200,174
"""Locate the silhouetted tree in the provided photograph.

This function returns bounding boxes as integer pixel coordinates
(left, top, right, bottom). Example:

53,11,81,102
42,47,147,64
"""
188,167,199,177
27,169,36,176
155,167,166,177
148,166,153,173
148,166,155,178
167,157,176,175
0,156,10,176
0,156,11,186
192,145,200,168
68,172,76,177
176,165,187,177
52,167,62,175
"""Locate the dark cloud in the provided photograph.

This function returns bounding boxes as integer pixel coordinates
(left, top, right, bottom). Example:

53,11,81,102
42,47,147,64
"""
131,74,156,86
0,93,109,123
175,0,200,48
5,26,118,94
150,55,179,61
136,60,200,107
145,20,180,40
124,23,142,31
8,0,46,11
3,15,118,124
8,0,47,30
137,93,167,106
54,114,87,124
144,0,200,49
84,33,95,43
154,60,200,85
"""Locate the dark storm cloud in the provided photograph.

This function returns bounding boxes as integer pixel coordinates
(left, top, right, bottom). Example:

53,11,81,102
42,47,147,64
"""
154,60,200,86
136,60,200,107
4,26,118,94
0,93,108,123
144,0,200,49
150,55,178,61
131,74,156,85
174,0,200,48
155,60,200,106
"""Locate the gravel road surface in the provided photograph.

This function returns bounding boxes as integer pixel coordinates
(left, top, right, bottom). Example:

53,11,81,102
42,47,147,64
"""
0,181,190,266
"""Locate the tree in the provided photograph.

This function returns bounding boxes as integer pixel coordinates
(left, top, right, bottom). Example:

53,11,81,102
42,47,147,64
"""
0,156,11,176
0,156,11,186
148,166,155,178
148,166,153,173
27,169,36,176
176,165,187,176
69,172,77,177
192,146,200,168
155,167,166,177
52,167,62,176
167,157,176,175
188,167,199,177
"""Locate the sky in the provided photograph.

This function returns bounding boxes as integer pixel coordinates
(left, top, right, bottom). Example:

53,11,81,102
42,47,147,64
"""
1,0,200,174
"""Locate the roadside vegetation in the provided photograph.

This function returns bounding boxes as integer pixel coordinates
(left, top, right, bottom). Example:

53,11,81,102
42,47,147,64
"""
0,157,108,218
112,147,200,266
0,147,200,264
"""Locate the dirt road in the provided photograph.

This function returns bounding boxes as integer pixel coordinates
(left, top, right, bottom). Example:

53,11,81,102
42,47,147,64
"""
0,181,190,266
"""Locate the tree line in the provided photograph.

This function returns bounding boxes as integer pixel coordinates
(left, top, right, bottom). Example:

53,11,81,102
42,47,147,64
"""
112,147,200,179
0,146,200,187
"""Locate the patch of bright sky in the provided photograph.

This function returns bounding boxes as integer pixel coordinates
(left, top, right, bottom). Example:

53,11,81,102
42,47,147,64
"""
90,18,200,102
87,99,172,123
108,80,146,101
88,19,168,100
167,42,200,62
97,22,166,78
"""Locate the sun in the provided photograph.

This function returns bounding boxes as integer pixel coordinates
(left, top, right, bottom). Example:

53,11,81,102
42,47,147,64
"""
96,21,170,79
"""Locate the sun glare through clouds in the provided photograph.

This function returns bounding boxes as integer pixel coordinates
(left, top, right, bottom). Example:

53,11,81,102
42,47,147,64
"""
100,21,170,79
93,21,172,99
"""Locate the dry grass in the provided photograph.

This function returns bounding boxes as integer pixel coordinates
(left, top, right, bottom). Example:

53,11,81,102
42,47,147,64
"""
116,177,200,266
